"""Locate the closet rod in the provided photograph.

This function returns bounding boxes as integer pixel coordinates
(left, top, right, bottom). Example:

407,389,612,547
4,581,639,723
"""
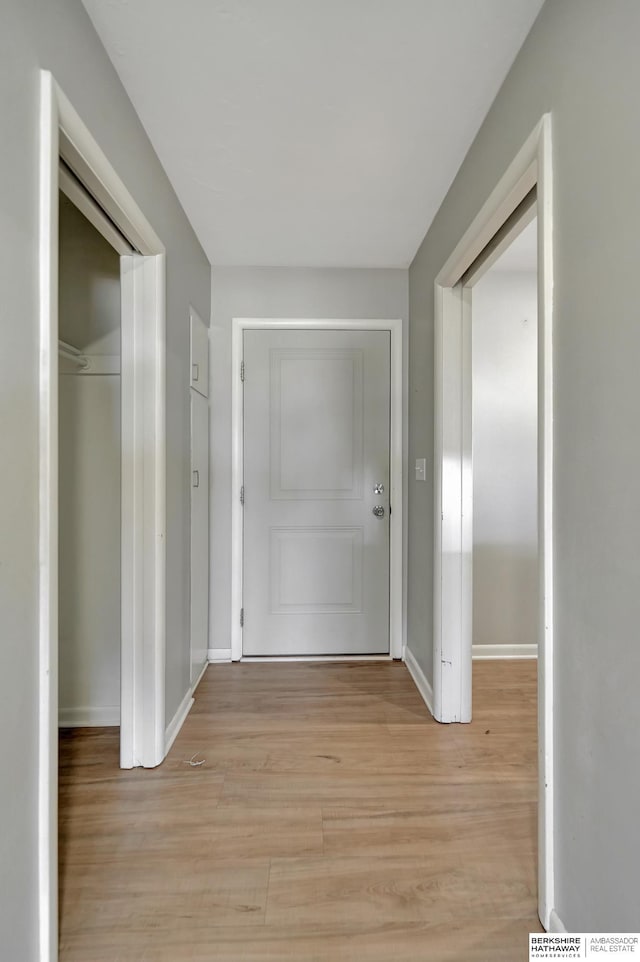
58,340,89,370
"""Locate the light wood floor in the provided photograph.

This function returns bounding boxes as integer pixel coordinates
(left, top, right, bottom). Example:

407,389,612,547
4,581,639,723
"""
59,659,541,961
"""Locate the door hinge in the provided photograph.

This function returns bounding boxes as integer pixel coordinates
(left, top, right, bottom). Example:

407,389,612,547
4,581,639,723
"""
240,485,245,505
240,607,244,628
240,360,245,382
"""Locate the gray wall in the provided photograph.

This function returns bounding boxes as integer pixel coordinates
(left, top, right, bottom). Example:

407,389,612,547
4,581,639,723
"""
58,194,121,356
209,268,408,655
58,195,121,723
408,0,640,931
0,2,209,956
472,269,537,651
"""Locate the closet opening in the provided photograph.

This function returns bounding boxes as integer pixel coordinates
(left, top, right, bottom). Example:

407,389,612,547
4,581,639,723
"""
39,75,169,957
468,211,540,926
431,114,554,927
57,176,133,889
57,182,129,735
57,173,134,942
471,216,538,666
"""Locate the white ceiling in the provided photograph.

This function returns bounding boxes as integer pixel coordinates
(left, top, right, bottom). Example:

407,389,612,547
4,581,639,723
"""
81,0,545,268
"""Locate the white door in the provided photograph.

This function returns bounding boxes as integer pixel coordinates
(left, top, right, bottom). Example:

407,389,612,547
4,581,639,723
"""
242,329,390,656
190,390,209,682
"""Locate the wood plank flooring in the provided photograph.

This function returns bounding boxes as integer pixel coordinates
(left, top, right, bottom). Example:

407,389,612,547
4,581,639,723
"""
58,659,541,961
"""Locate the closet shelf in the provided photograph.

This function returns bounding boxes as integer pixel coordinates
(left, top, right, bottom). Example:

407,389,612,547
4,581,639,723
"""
59,339,89,370
58,340,120,375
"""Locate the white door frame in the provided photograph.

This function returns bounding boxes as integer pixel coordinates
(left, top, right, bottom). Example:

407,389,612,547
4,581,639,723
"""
433,114,554,928
39,71,167,961
231,317,403,662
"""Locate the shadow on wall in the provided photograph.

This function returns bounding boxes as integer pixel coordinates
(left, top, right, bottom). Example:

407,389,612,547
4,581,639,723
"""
473,543,538,648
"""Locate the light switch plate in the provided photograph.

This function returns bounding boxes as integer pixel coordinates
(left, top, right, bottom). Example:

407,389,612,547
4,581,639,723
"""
415,458,426,481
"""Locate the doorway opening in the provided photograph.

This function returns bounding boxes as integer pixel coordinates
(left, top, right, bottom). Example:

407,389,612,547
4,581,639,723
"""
57,188,124,731
472,216,539,666
432,115,554,929
469,212,540,934
58,181,126,941
39,72,167,960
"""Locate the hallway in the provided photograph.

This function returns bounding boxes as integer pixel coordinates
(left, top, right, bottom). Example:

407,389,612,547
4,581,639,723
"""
58,660,540,961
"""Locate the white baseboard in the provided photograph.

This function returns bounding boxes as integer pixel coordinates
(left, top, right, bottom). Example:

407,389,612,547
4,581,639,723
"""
191,659,209,693
472,644,538,660
548,909,567,933
207,649,393,663
58,706,120,728
240,654,392,663
164,688,194,756
208,647,232,662
403,646,434,716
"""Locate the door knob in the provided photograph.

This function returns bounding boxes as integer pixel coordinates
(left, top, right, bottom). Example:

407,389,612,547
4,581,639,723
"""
372,505,385,518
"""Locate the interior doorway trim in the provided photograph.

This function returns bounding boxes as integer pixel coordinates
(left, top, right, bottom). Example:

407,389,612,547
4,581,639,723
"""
231,317,403,662
39,71,167,961
432,114,554,928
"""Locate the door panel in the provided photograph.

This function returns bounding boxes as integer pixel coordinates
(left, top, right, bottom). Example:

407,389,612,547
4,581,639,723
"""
190,390,209,682
243,329,390,656
270,350,364,499
270,526,363,613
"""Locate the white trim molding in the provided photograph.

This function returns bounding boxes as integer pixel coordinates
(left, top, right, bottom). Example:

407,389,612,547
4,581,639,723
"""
548,910,567,934
162,663,208,759
472,644,538,660
231,317,404,662
432,114,554,931
38,70,167,962
208,648,232,662
164,689,195,757
58,707,120,728
403,646,434,715
241,655,393,664
118,252,167,771
38,71,59,962
191,660,209,693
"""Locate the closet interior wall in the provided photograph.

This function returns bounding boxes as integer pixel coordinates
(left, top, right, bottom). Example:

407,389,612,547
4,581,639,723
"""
472,236,538,654
58,192,122,728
